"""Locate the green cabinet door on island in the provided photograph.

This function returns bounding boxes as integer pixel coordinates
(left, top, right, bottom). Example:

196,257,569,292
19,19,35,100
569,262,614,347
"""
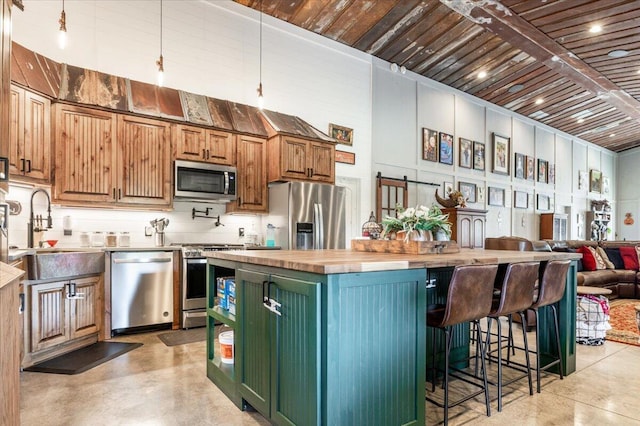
237,268,320,426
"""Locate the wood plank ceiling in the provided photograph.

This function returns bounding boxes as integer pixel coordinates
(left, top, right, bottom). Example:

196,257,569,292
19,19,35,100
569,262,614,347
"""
233,0,640,153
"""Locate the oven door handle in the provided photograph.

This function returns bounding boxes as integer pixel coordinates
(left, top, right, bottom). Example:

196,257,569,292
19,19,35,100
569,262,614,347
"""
185,258,207,264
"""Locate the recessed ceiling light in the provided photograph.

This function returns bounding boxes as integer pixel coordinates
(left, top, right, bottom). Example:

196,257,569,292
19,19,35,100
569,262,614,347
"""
477,70,487,79
608,50,629,58
551,55,560,62
508,84,524,93
578,118,585,123
535,98,544,105
589,24,602,33
610,133,616,137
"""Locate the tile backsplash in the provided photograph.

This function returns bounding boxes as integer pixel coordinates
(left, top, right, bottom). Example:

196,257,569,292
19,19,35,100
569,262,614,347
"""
6,185,263,248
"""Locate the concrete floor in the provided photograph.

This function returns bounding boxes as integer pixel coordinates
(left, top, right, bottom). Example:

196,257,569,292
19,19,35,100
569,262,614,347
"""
20,326,640,425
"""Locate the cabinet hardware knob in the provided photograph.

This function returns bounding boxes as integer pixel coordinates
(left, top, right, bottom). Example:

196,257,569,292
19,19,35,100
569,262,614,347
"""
20,158,25,172
202,149,206,159
26,159,31,173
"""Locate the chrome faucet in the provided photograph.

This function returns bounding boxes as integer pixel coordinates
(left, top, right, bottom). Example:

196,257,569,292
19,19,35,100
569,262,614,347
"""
28,188,53,248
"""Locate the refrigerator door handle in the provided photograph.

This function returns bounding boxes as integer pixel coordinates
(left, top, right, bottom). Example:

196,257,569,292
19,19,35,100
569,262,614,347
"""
315,203,324,249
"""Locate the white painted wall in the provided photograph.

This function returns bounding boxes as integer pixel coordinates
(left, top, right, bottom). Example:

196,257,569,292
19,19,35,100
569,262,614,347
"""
371,56,617,242
8,0,623,246
9,0,373,247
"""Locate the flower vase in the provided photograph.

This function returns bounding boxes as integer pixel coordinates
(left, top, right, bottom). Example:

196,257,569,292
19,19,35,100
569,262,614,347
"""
434,229,450,241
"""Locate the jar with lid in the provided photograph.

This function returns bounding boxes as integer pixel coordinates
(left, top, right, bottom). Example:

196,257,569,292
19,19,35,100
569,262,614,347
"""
105,232,118,247
118,232,130,247
90,231,105,247
79,232,90,247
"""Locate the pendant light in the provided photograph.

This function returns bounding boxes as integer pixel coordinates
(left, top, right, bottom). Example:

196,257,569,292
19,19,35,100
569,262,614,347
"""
256,0,264,109
156,0,164,87
58,0,67,49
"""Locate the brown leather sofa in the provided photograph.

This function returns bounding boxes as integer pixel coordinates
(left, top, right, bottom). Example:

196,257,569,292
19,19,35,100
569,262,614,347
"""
545,240,640,299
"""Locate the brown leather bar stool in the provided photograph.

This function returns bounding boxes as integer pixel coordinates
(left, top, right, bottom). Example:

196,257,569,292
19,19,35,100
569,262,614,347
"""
426,264,499,425
485,261,539,412
527,259,571,393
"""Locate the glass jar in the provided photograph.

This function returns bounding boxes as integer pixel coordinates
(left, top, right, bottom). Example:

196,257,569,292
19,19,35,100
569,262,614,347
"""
118,232,130,247
105,232,118,247
90,231,105,247
79,232,90,247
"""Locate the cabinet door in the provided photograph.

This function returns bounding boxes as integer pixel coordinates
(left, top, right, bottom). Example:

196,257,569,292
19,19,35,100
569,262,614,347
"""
269,274,320,426
30,281,68,352
117,115,172,207
227,135,267,213
69,276,101,339
308,141,334,183
175,124,207,162
458,215,472,248
206,129,235,165
23,90,51,181
237,269,271,416
472,216,485,248
53,104,117,203
8,85,24,176
279,138,309,180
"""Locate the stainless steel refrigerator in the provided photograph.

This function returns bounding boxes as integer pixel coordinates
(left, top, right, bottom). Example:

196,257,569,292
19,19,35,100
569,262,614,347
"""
268,182,346,250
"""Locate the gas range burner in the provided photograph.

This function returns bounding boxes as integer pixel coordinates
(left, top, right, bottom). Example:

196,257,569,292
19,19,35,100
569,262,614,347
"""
177,243,245,258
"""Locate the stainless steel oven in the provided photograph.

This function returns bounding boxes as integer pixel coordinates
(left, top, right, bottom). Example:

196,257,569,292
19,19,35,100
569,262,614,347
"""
180,244,241,328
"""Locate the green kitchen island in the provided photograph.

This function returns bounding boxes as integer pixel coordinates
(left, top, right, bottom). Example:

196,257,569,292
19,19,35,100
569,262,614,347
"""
205,248,580,426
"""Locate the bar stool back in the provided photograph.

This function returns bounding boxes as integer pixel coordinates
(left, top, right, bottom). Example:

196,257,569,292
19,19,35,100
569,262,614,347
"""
486,261,539,412
529,259,571,392
426,264,499,425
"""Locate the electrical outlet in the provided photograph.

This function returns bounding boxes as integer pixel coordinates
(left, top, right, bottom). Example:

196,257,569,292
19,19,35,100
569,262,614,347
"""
239,227,245,237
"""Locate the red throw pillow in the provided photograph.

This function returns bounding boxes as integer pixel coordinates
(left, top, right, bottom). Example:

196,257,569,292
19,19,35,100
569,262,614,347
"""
577,246,597,271
619,246,639,270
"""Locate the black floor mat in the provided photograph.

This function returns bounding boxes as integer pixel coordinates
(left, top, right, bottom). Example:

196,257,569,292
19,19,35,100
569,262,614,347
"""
24,342,143,375
158,327,206,346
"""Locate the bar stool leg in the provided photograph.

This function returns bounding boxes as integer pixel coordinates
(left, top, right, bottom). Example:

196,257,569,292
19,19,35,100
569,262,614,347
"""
444,327,451,424
475,319,491,417
496,318,503,412
520,313,534,396
551,304,565,381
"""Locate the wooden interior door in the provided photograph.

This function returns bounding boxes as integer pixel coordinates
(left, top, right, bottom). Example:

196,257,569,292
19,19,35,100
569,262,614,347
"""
376,173,408,223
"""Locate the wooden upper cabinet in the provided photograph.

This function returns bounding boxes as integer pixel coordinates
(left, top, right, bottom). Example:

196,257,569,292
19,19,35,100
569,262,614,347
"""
175,124,235,165
227,135,267,214
267,136,335,184
117,115,172,207
54,104,172,209
9,85,51,182
53,104,116,204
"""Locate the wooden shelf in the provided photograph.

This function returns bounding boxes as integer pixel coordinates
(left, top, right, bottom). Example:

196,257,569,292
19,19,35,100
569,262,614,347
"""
208,306,235,327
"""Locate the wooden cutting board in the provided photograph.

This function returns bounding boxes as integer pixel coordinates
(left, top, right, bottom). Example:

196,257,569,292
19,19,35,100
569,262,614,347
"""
350,239,460,255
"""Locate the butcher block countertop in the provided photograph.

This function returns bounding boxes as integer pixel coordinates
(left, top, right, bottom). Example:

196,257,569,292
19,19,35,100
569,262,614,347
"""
205,248,581,275
0,262,25,290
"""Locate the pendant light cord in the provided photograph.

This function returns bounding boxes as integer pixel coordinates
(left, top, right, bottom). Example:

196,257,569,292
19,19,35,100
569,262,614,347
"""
160,0,163,56
259,0,263,85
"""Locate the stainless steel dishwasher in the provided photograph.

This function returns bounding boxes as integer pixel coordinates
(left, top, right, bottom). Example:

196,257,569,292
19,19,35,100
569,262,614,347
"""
111,251,174,334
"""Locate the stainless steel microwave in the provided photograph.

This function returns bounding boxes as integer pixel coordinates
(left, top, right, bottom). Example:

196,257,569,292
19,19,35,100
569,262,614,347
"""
174,160,237,202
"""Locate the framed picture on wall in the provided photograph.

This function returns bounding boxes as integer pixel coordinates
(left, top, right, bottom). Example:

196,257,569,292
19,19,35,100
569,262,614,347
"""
514,191,528,209
443,181,454,196
549,164,555,185
514,153,525,179
439,132,454,165
328,123,354,145
525,156,535,181
459,181,476,203
488,187,505,207
473,141,485,171
492,133,510,175
422,128,438,162
459,138,472,168
538,159,548,183
590,169,602,193
537,194,550,211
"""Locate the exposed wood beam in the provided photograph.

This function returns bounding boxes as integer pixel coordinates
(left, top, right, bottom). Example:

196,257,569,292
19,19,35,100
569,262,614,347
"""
442,0,640,125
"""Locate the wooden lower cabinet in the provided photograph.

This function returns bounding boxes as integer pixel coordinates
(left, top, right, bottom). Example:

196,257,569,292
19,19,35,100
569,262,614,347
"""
24,275,102,368
443,208,487,248
0,263,23,426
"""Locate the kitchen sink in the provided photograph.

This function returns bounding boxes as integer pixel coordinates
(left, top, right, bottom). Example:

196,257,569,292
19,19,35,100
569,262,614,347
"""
25,249,105,280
